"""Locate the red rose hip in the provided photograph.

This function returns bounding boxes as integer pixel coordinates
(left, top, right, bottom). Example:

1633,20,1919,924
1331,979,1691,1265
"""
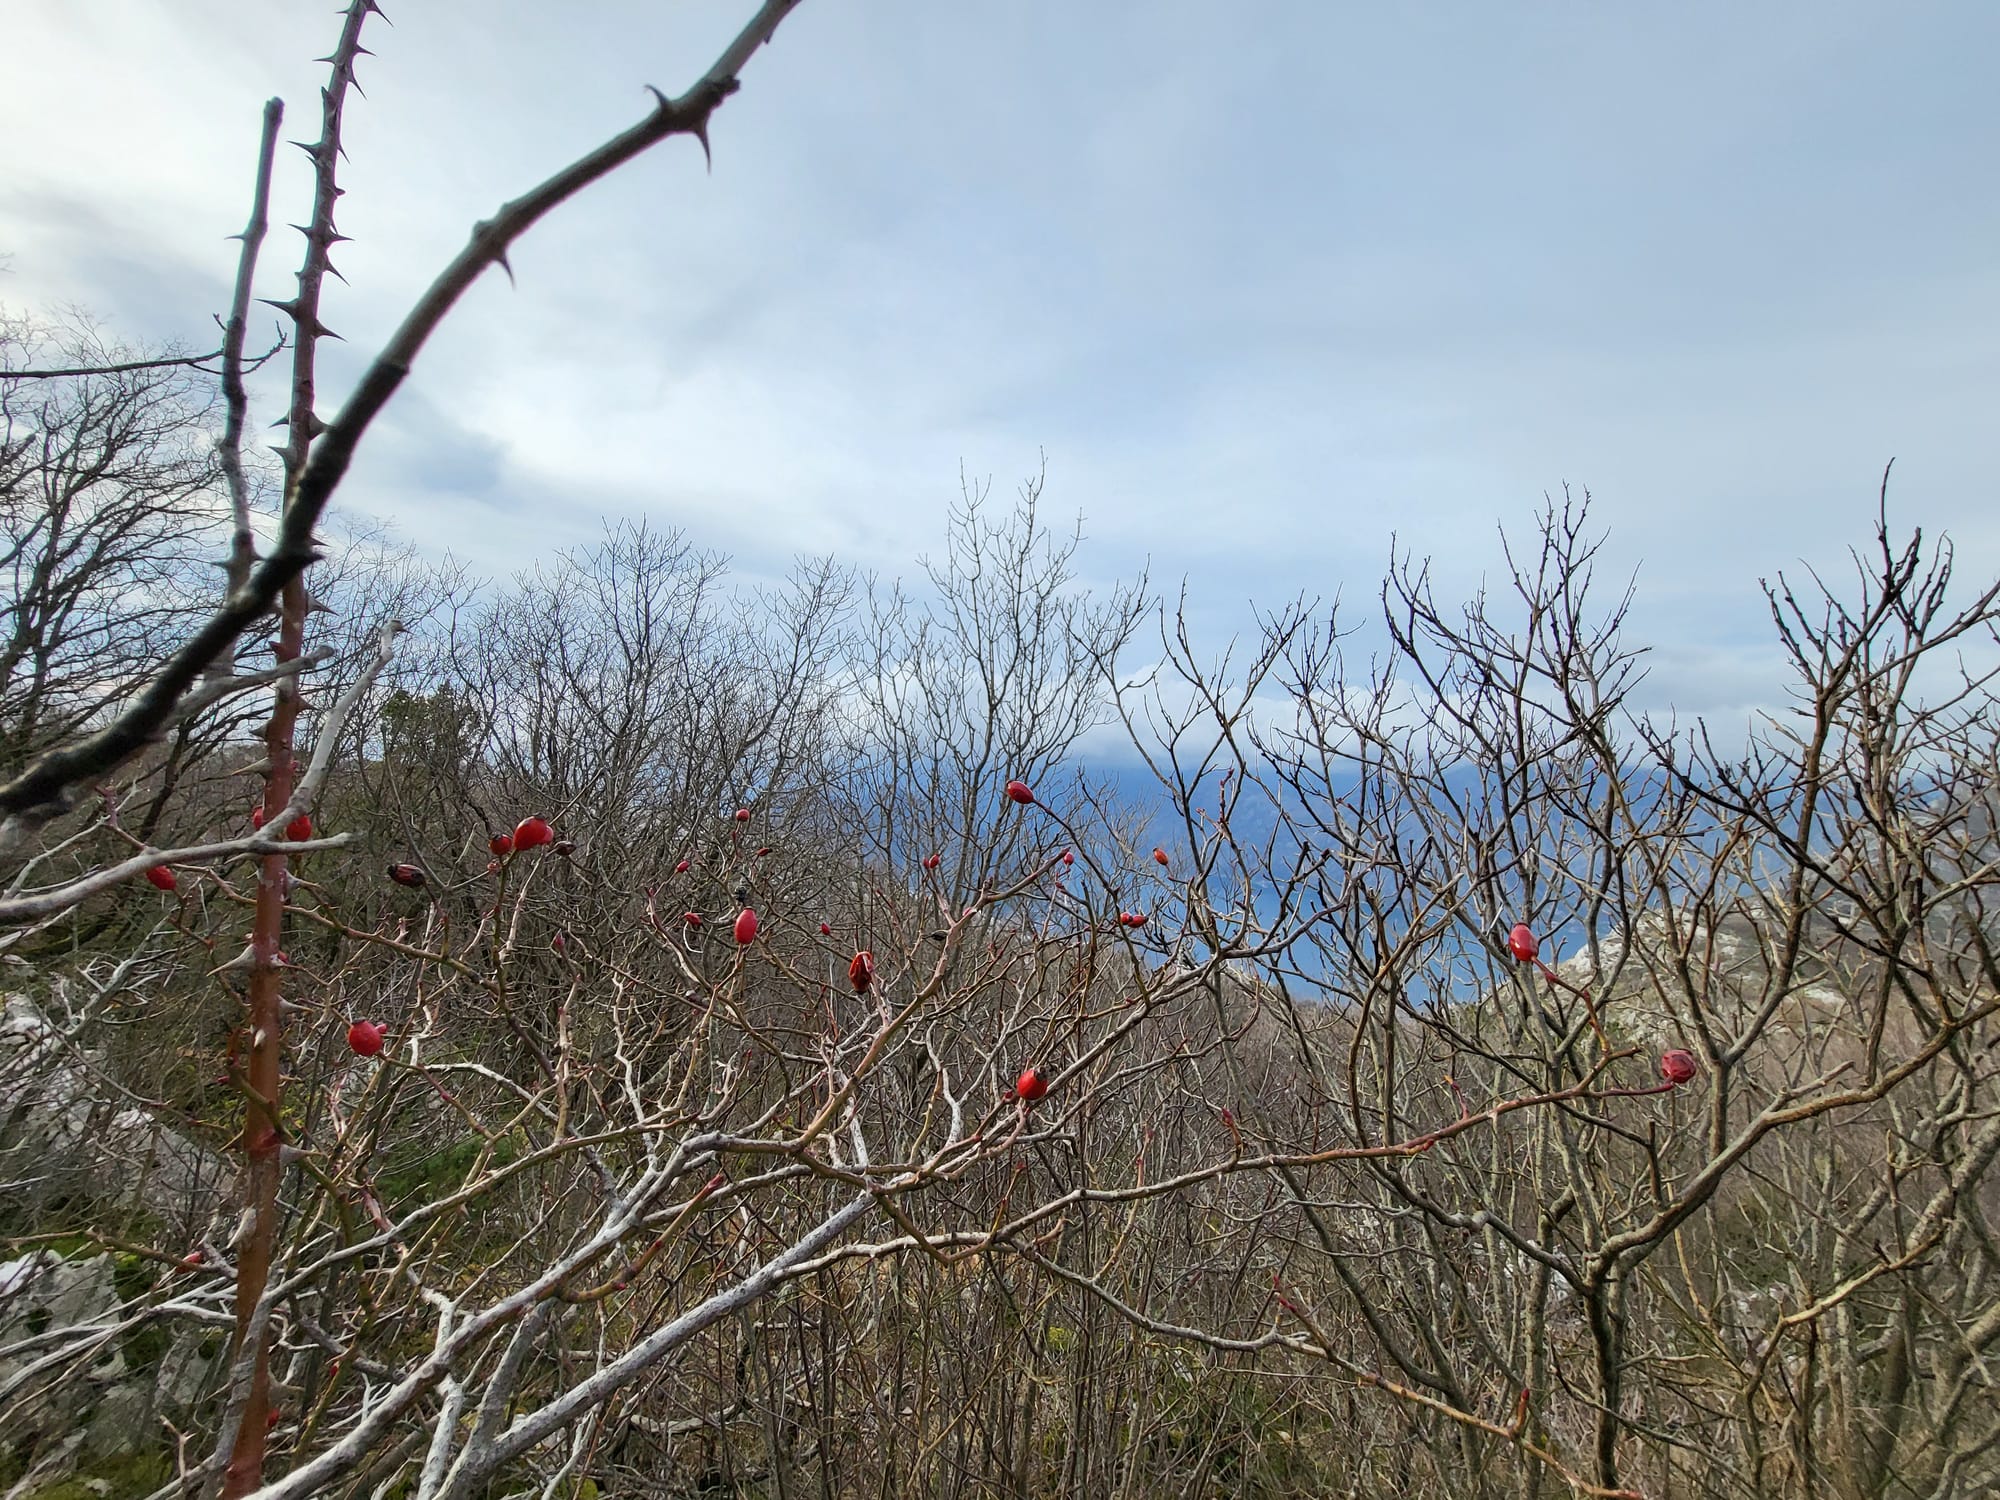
346,1020,386,1057
1660,1049,1698,1086
1015,1066,1048,1102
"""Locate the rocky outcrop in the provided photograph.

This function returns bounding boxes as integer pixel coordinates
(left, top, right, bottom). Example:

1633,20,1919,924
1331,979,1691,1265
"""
0,1251,224,1490
0,995,230,1237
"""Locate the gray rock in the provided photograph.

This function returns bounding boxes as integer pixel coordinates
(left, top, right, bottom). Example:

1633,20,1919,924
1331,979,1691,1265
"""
0,994,230,1232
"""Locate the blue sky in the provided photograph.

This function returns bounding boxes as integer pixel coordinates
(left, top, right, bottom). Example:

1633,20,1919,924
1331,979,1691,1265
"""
4,1,1995,733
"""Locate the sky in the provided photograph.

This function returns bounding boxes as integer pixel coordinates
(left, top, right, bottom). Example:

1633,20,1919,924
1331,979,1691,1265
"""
3,1,1996,740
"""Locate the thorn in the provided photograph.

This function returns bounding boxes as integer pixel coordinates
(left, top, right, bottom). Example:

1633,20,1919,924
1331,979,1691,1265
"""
495,252,515,288
268,410,327,438
290,139,322,162
323,262,349,286
296,222,354,248
692,117,714,172
261,300,341,342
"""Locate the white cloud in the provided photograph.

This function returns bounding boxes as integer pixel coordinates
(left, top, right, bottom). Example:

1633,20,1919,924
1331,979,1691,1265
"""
3,0,1995,740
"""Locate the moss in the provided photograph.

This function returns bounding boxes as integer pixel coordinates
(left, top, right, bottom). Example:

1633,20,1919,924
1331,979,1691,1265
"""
22,1450,172,1499
121,1318,172,1371
109,1252,154,1303
376,1132,520,1209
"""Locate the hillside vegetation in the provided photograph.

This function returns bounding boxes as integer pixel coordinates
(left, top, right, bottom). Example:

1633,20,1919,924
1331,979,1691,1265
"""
4,5,1998,1494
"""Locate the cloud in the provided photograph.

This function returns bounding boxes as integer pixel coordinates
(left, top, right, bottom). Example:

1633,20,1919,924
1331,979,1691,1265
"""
3,0,1995,743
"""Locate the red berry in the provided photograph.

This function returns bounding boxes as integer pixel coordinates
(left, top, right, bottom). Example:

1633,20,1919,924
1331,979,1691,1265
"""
251,806,266,830
733,808,751,823
1015,1066,1048,1102
733,908,759,945
848,951,875,994
1506,924,1538,964
346,1020,386,1057
490,833,514,857
1061,850,1074,866
1153,847,1169,866
387,863,426,888
1004,779,1035,806
675,859,691,873
1660,1049,1698,1086
513,816,554,851
145,865,178,892
683,912,702,928
286,814,313,841
819,921,832,936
